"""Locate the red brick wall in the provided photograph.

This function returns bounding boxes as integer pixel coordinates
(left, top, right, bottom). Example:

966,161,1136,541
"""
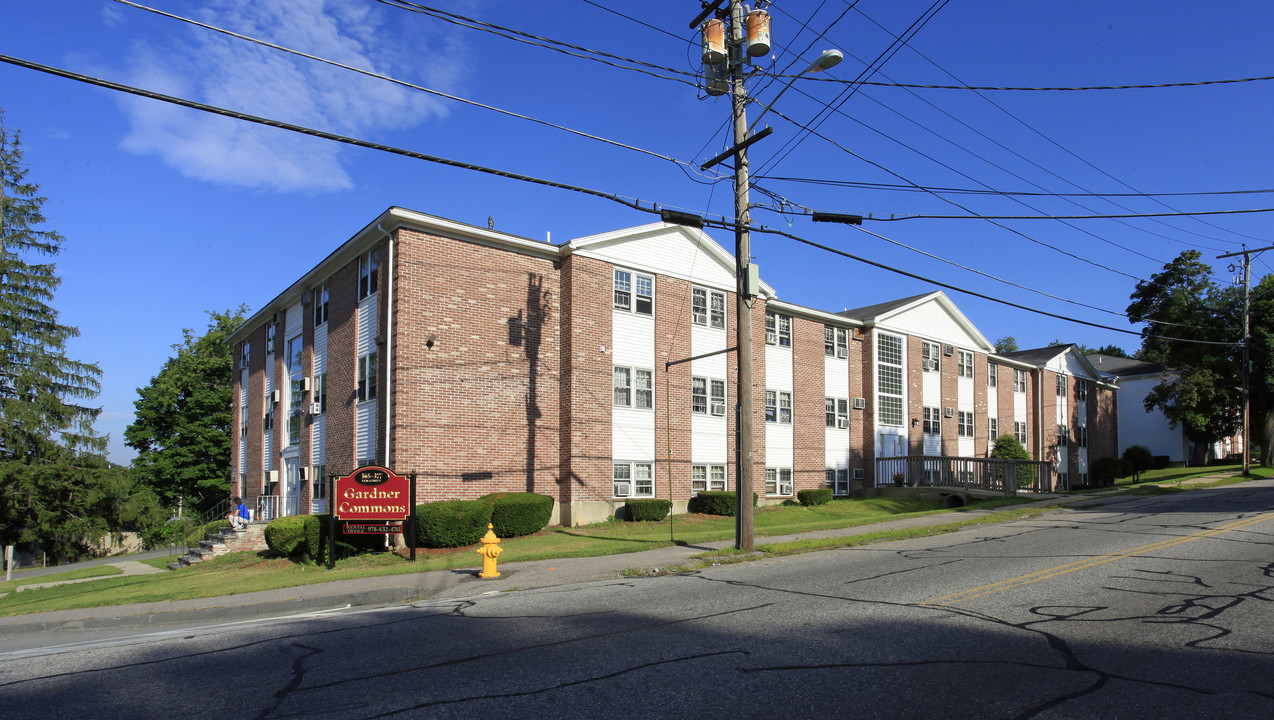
792,316,826,493
653,274,693,501
973,354,989,457
323,250,359,475
906,336,924,453
853,328,874,488
1089,383,1118,463
390,228,561,502
940,349,958,455
559,254,612,505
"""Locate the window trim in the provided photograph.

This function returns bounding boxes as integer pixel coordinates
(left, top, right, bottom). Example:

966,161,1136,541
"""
923,407,941,435
765,467,794,496
357,352,378,402
1014,420,1028,444
614,366,653,409
614,268,654,316
958,411,974,437
825,326,849,357
313,284,329,326
691,464,727,493
1013,369,1027,393
691,286,726,329
765,312,791,347
613,461,654,498
358,249,379,300
957,350,974,379
988,363,998,388
922,341,940,373
825,397,849,428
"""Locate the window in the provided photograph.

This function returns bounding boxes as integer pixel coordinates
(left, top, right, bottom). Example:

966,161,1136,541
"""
958,411,973,437
988,363,998,388
765,390,777,422
825,326,848,357
825,397,849,428
636,369,653,409
923,407,941,435
765,391,791,424
877,334,904,427
989,417,999,440
314,373,327,413
1015,421,1027,444
1076,379,1088,402
614,367,653,409
691,377,726,415
312,464,326,500
613,367,631,406
264,407,274,431
958,350,974,378
266,323,276,355
765,312,791,347
358,352,378,402
765,468,793,496
1057,424,1069,446
1014,369,1027,393
313,285,329,326
825,468,848,490
1058,471,1068,488
1057,374,1067,397
922,342,940,373
692,465,727,492
613,269,653,315
240,414,248,437
613,462,653,497
358,249,379,300
241,342,250,369
692,287,725,329
1076,425,1088,448
779,391,792,424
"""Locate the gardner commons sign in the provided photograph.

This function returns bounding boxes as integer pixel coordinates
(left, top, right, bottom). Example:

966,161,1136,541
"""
333,466,411,521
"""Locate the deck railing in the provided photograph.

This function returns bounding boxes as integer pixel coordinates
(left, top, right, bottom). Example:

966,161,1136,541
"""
874,455,1055,495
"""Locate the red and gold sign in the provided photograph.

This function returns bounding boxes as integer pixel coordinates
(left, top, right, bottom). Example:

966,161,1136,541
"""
333,466,411,521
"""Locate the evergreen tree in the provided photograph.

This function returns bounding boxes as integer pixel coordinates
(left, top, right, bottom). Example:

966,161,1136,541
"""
126,308,247,513
0,113,127,561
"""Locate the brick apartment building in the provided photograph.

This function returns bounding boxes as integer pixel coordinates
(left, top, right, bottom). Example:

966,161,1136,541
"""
226,207,1117,526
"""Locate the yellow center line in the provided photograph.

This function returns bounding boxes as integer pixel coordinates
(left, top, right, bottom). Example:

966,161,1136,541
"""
922,511,1274,607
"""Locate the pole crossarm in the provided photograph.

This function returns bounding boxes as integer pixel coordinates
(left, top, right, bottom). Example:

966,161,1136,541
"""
665,346,739,371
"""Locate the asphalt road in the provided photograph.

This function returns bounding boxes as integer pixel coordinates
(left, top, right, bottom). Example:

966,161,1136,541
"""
1,483,1270,719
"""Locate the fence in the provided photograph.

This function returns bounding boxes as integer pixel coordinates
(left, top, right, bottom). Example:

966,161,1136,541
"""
874,455,1054,495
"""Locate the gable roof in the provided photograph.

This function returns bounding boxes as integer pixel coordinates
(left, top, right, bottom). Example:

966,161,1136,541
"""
1001,343,1106,382
837,291,994,353
1087,353,1166,378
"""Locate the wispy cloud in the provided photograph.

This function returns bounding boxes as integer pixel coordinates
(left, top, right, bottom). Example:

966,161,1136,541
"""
114,0,468,192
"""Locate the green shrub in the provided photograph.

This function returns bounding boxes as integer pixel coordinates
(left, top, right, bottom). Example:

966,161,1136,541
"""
481,492,554,537
689,491,758,516
1091,457,1132,486
797,488,833,506
264,516,309,556
415,499,494,548
1122,445,1154,483
624,498,670,521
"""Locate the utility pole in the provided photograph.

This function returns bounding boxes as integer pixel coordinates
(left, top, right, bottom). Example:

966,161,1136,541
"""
727,0,755,552
1218,244,1274,476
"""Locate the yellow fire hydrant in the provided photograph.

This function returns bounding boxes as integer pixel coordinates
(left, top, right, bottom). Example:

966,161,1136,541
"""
477,523,503,579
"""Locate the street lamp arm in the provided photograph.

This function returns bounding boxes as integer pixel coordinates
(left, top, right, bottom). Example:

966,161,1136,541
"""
746,49,842,134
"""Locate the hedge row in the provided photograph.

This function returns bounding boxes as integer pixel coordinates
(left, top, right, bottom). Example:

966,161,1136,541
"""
689,491,758,517
624,498,670,521
797,488,833,506
263,492,555,561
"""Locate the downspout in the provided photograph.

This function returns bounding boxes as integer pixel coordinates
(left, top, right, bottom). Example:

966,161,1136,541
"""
378,222,394,470
1036,367,1044,461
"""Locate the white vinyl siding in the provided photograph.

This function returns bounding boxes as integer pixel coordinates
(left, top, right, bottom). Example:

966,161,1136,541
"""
356,293,377,465
691,321,728,467
238,368,248,477
613,296,655,469
765,340,794,472
311,324,327,468
263,357,274,471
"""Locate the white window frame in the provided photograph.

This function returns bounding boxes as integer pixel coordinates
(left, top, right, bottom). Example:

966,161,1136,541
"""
613,366,632,407
692,287,726,329
266,323,276,355
613,462,654,498
922,341,940,373
957,350,974,379
1057,374,1067,397
314,372,327,414
825,326,848,357
1057,424,1069,446
825,397,849,428
1014,421,1028,444
988,363,998,388
313,284,329,326
691,464,727,493
923,407,941,435
958,411,974,437
1076,424,1088,448
1077,379,1088,402
614,268,653,316
1014,369,1027,393
765,467,793,496
765,312,791,347
692,376,708,414
614,366,653,409
989,417,999,441
358,352,378,402
241,342,251,370
779,391,792,424
877,333,904,427
358,249,379,300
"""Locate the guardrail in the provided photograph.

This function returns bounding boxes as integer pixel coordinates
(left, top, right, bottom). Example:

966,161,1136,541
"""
874,455,1054,495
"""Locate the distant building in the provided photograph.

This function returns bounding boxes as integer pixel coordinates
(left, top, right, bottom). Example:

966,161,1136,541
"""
226,207,1119,525
1089,354,1241,465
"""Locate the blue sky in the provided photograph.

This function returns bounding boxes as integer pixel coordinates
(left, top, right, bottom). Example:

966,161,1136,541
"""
2,0,1271,465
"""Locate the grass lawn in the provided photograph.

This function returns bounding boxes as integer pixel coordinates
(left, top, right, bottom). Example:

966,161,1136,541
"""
0,495,1021,617
0,565,122,596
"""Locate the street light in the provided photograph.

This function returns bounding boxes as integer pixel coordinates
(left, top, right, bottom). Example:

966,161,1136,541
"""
747,49,843,133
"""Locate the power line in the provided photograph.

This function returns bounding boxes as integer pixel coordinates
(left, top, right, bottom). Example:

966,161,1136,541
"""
374,0,700,87
0,53,664,216
877,207,1274,221
831,74,1274,92
755,175,1274,200
112,1,712,176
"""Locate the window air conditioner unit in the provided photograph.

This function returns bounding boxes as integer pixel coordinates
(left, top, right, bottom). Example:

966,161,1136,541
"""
852,468,865,480
852,397,866,410
943,344,955,356
836,347,848,358
944,406,955,418
271,389,281,404
309,403,322,415
267,470,279,483
302,377,312,391
836,418,850,429
614,483,631,497
711,403,726,416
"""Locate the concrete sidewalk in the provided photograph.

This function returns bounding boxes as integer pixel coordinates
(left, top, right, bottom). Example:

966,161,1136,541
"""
0,477,1246,637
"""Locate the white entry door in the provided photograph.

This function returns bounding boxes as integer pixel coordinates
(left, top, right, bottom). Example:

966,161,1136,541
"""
283,456,301,517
